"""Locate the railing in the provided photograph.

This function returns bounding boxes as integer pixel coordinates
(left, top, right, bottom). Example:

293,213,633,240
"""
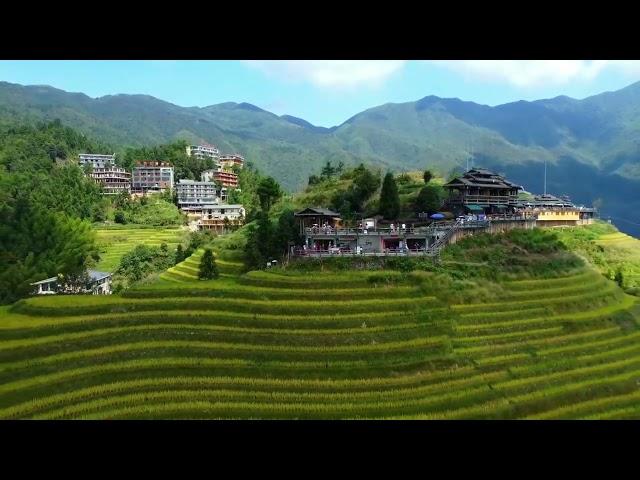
293,248,433,257
304,227,416,235
426,218,465,256
448,195,516,205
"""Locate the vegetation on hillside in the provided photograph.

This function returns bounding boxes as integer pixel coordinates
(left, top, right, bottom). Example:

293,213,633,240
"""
555,222,640,293
110,192,185,226
0,122,110,303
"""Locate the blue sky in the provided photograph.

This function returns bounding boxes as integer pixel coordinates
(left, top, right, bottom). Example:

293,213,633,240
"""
1,60,640,127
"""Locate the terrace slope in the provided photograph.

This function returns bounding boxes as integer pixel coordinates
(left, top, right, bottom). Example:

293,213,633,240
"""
1,258,638,419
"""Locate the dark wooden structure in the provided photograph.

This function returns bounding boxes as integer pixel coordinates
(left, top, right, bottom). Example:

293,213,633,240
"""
443,168,521,215
294,207,342,235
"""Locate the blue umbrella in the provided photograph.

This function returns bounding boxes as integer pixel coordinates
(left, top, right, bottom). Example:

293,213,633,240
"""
430,213,445,219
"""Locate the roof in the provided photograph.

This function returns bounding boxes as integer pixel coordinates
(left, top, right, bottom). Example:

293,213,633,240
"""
30,276,58,286
465,204,484,212
202,204,245,209
444,168,522,190
517,193,575,208
88,270,111,282
295,207,341,217
30,270,111,286
178,179,216,185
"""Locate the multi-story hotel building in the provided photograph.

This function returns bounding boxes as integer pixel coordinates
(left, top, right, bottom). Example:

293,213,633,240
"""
89,167,132,195
176,179,225,208
79,153,116,169
186,144,220,160
193,204,246,232
201,169,239,189
132,161,174,193
218,154,244,170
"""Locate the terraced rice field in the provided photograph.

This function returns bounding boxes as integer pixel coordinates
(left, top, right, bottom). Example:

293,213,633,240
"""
94,226,188,271
595,232,640,288
1,264,639,419
160,249,243,282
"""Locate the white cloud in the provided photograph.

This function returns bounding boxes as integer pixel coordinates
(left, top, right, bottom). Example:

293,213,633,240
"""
428,60,640,88
243,60,406,89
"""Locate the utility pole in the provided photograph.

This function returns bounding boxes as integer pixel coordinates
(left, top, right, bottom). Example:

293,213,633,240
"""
544,158,547,195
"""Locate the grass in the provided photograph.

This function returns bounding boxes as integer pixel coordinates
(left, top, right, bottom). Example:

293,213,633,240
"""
1,224,640,419
94,225,188,272
555,222,640,289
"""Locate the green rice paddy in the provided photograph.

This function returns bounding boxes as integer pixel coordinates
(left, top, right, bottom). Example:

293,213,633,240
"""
94,226,188,272
1,256,638,419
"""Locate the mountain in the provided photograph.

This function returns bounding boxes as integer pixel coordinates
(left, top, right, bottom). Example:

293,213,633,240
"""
1,80,639,236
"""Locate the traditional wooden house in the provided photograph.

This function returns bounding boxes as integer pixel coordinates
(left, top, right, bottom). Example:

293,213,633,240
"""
294,207,342,235
443,168,522,215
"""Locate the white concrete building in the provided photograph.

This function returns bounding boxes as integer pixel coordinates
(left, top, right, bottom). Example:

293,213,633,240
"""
89,167,131,195
79,153,116,169
176,179,223,207
186,144,220,160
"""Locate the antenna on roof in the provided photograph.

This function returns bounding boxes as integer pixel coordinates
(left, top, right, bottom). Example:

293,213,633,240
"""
543,158,547,195
466,141,469,171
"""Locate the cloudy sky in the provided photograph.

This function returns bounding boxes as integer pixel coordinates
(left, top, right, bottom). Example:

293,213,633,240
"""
2,60,640,127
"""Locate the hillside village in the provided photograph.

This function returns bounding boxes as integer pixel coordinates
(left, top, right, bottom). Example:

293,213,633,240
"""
29,142,600,297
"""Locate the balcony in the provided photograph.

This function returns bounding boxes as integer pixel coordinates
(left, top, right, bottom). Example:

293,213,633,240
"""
448,194,516,205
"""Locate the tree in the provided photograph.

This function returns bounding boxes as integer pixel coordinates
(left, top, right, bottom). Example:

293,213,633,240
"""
117,244,173,283
423,170,433,184
615,268,624,288
175,244,185,264
274,209,302,258
415,185,443,215
257,177,281,212
57,270,90,294
321,161,336,179
114,211,127,224
331,164,381,217
379,172,400,220
199,248,219,280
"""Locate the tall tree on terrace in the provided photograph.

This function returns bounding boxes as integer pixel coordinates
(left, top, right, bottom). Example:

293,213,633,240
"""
198,248,219,280
257,176,281,212
379,172,400,220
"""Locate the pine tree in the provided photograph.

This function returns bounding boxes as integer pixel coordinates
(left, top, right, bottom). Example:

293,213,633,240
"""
174,244,185,264
615,269,624,288
379,172,400,220
198,248,219,280
415,185,443,215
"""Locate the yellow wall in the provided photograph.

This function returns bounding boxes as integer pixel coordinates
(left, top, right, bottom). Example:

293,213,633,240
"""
537,210,580,221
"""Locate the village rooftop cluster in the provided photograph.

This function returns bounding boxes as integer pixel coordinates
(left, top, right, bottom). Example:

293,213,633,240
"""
32,162,597,296
79,144,246,233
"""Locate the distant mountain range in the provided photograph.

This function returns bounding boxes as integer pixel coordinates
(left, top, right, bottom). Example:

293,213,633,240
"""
1,80,639,236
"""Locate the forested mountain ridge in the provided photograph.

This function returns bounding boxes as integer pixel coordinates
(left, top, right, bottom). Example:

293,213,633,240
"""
1,80,639,236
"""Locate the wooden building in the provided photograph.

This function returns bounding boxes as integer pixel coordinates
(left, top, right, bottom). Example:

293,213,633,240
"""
443,168,522,215
294,207,342,235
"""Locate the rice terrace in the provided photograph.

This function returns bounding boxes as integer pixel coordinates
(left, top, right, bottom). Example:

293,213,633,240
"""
1,223,639,419
2,60,640,421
